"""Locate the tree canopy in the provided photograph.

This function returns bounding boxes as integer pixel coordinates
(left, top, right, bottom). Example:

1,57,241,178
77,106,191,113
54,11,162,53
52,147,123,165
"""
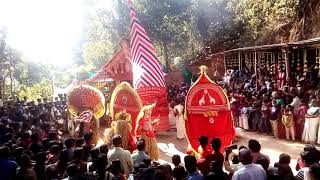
1,0,318,100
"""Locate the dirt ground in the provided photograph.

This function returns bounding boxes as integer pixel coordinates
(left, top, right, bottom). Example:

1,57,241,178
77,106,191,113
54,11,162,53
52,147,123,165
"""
157,128,307,172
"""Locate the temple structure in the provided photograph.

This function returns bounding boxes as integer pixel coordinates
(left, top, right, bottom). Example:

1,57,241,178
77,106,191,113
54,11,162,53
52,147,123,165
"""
88,39,133,85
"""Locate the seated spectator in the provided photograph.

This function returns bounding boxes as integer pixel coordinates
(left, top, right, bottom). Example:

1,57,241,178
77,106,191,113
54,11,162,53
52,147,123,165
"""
68,147,87,177
108,160,126,180
131,139,150,166
96,154,114,180
296,144,320,171
64,138,75,162
224,146,243,175
275,153,293,180
75,138,84,148
63,163,79,180
248,139,270,164
310,163,320,180
17,154,37,180
34,151,46,180
296,151,317,180
256,155,270,172
185,155,204,180
232,149,267,180
107,135,133,176
29,133,43,156
0,146,17,180
172,154,182,167
173,165,187,180
205,160,228,180
47,144,60,164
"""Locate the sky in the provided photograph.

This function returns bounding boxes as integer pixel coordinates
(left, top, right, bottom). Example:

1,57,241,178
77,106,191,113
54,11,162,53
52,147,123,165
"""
0,0,90,66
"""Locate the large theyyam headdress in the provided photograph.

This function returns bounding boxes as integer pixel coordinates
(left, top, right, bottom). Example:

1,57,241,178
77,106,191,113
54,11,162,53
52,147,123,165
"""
67,85,105,119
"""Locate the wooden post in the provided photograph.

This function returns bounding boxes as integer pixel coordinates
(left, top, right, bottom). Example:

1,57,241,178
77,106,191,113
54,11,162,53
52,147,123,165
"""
238,51,241,72
254,50,258,88
224,53,227,76
303,49,307,76
283,48,290,83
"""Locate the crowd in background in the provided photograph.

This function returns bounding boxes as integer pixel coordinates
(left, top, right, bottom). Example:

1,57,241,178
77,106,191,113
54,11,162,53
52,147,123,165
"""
222,68,320,144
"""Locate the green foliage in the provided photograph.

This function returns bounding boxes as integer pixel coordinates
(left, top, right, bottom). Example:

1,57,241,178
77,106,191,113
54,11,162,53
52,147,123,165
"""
17,79,53,101
229,0,299,40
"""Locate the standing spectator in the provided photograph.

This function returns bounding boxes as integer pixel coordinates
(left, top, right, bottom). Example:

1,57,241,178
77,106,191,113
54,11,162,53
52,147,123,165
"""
281,105,295,141
0,146,17,180
239,101,250,130
107,135,133,176
302,100,320,143
184,155,204,180
261,100,271,134
232,149,267,180
248,139,270,164
197,136,212,159
270,99,280,138
131,139,150,166
174,99,185,139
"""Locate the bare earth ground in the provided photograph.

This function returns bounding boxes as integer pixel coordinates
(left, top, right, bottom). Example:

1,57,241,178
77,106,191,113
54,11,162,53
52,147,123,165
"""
157,128,307,172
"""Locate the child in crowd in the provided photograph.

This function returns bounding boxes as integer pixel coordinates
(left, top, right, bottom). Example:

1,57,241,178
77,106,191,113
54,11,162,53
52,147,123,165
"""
282,105,295,141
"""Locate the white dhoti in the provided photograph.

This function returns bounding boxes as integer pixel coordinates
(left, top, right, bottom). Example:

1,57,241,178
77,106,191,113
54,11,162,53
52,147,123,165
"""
169,107,176,129
239,113,249,130
302,116,319,143
174,104,185,139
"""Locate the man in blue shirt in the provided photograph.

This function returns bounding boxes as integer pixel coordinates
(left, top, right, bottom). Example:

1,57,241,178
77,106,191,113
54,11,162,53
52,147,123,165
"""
184,155,204,180
0,146,17,180
131,139,150,166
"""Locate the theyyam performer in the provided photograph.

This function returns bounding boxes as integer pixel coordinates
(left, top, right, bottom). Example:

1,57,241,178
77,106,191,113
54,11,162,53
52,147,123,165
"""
135,103,160,160
67,85,105,145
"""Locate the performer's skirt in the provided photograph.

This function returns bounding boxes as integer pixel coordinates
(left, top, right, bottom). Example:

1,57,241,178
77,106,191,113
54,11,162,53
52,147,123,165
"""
141,132,159,160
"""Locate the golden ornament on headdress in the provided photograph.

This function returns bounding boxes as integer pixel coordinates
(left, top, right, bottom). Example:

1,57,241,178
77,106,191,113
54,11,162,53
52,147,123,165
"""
67,85,105,119
115,111,132,124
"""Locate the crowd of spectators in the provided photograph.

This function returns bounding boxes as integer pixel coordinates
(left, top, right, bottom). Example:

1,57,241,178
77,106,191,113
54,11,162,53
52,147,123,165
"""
2,67,320,180
0,94,319,180
222,68,320,143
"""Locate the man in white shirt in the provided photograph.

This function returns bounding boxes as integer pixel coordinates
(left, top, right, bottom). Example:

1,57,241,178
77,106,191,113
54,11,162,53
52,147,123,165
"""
107,135,133,176
232,149,267,180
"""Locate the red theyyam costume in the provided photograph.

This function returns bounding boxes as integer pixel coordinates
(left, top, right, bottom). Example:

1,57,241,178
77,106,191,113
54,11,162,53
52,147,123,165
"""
107,82,141,152
67,85,106,144
135,103,160,160
128,0,169,132
185,66,235,156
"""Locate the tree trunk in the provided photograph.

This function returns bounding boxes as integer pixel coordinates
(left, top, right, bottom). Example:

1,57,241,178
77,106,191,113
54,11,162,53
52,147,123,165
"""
162,40,170,72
